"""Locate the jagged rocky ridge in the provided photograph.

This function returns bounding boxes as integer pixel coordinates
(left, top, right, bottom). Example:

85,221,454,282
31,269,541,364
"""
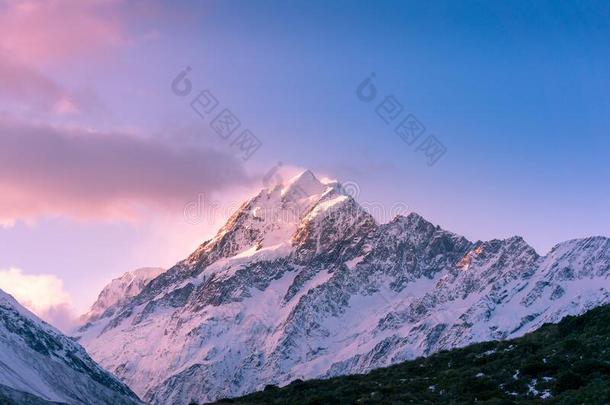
0,289,143,405
75,170,610,404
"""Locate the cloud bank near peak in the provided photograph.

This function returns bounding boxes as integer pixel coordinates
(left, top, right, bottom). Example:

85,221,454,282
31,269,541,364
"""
0,118,251,225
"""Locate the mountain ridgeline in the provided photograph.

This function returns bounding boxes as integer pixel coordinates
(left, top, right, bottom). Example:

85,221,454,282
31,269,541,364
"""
74,171,610,404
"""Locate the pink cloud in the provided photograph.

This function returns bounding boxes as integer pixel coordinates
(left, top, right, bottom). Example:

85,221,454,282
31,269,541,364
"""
0,118,250,224
0,267,76,332
0,0,127,66
0,55,102,115
0,1,164,117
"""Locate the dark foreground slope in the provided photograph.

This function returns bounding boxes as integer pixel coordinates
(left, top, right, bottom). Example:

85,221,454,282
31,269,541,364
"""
0,384,64,404
0,289,143,405
212,305,610,405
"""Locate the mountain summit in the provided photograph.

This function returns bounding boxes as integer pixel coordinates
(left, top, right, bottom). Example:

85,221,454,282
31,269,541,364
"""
75,171,610,404
80,267,165,325
281,169,326,198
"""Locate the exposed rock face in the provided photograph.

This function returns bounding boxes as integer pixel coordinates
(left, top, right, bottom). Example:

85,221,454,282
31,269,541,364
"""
75,171,610,404
0,289,143,405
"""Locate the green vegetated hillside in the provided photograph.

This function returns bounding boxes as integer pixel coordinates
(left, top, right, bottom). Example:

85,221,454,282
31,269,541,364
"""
211,305,610,404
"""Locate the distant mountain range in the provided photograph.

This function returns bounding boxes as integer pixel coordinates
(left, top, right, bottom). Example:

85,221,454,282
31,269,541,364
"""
72,170,610,404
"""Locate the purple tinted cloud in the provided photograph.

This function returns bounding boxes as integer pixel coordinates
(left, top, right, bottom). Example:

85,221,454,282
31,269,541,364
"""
0,55,104,115
0,118,250,223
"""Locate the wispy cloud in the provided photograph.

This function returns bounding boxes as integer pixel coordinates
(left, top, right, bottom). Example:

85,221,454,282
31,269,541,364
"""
0,118,250,225
0,55,104,116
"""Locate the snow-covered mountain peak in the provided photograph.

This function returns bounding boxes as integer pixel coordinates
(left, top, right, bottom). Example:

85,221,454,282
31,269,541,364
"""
548,235,609,256
539,236,610,280
393,212,433,228
81,267,165,325
281,169,326,200
480,235,534,255
186,171,367,266
0,289,36,323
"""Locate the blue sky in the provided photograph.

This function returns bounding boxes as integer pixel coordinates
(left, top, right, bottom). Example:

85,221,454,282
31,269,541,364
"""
124,0,610,247
0,0,608,318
